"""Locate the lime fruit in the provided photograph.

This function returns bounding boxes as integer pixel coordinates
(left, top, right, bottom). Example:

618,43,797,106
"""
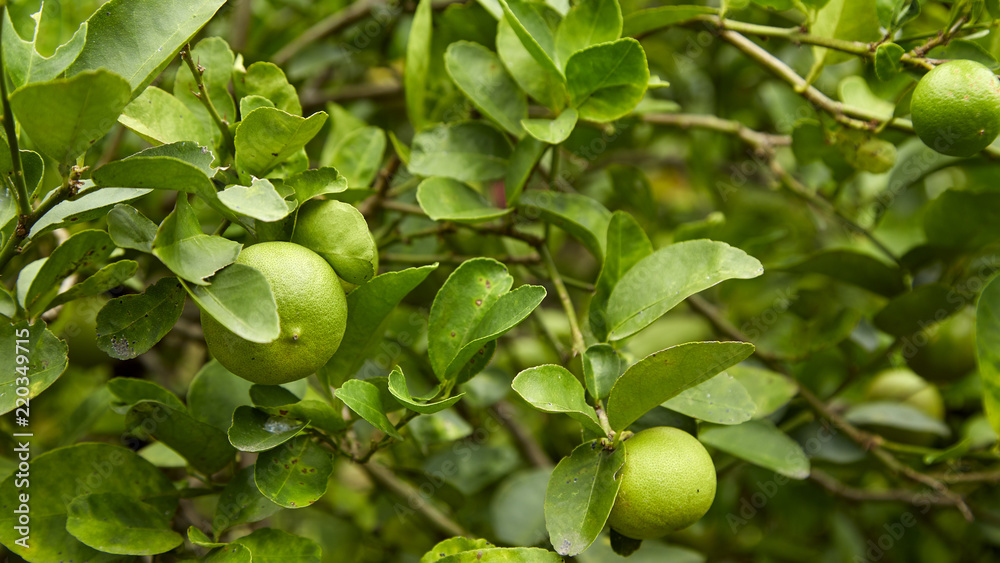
607,427,717,540
910,59,1000,157
291,199,378,287
906,308,977,382
866,368,944,420
200,242,348,384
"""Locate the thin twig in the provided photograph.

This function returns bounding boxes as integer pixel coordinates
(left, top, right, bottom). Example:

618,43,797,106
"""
493,401,553,468
541,245,586,356
360,155,401,218
273,0,385,65
811,469,957,506
362,462,470,538
180,46,236,159
381,252,541,265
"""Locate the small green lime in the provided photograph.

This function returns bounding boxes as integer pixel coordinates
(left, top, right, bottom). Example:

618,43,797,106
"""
911,59,1000,157
607,427,717,540
201,242,347,384
866,368,944,420
291,199,378,286
906,308,977,382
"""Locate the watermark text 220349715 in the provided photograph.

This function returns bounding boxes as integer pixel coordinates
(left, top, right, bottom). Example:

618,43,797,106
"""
12,326,32,549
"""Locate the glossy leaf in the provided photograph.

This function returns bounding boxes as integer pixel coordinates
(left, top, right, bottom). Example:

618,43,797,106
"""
977,274,1000,436
232,528,322,562
213,466,282,536
95,277,186,360
606,342,755,430
389,366,465,414
10,69,131,166
29,186,152,238
185,263,280,344
417,177,512,223
606,240,763,340
238,62,302,115
410,121,513,182
545,440,625,556
67,0,227,95
92,153,221,210
1,8,87,88
285,167,349,202
621,5,717,36
422,538,494,562
497,14,567,111
565,38,648,122
518,191,611,262
498,0,564,78
47,260,138,311
589,210,652,341
152,197,241,285
107,204,158,252
700,420,810,479
21,229,115,315
554,0,622,67
446,41,528,136
118,86,211,146
255,435,334,508
66,492,183,555
512,365,603,433
521,109,578,144
728,365,798,419
0,321,67,415
811,0,881,67
219,178,293,222
845,402,950,436
582,343,625,401
336,379,403,439
874,42,905,81
440,548,565,562
227,406,307,452
187,359,254,432
662,372,756,425
321,265,437,385
234,108,327,179
781,249,905,297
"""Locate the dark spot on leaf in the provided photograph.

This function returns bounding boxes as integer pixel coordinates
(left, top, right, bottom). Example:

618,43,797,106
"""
279,410,288,415
475,299,482,306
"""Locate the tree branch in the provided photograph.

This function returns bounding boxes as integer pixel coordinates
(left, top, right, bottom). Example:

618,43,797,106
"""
362,461,470,538
541,244,586,356
180,47,236,159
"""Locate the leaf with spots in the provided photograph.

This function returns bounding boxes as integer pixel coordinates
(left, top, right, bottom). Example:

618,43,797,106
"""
544,440,625,556
254,435,334,509
18,229,116,316
232,528,321,562
227,406,308,452
95,277,186,360
65,492,183,555
429,258,546,381
421,538,494,562
439,548,567,562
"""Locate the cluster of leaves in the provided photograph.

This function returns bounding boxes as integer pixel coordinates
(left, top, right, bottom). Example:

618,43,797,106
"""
3,0,1000,561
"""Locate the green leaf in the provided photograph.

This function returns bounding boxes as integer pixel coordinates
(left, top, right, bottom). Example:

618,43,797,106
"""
1,8,87,89
410,121,513,182
424,444,521,494
554,0,621,67
422,538,494,562
728,365,798,419
781,249,905,297
498,0,564,78
428,258,545,380
213,466,281,536
290,199,378,284
545,440,625,556
440,548,566,562
491,468,551,546
188,359,254,432
95,277,186,360
174,37,237,143
125,400,236,474
417,177,512,223
929,39,1000,70
606,240,763,340
47,260,138,311
29,185,152,238
924,190,1000,250
336,379,403,439
185,263,280,344
232,528,322,563
699,420,810,479
250,385,303,408
837,77,893,121
21,229,115,315
254,435,334,509
811,0,881,68
241,94,275,117
505,136,547,204
497,14,568,111
406,0,433,131
10,69,131,166
238,62,302,116
0,443,176,563
844,402,950,436
119,86,212,146
152,197,241,285
67,0,227,96
0,321,67,415
107,377,185,411
977,274,1000,437
324,125,386,189
582,343,625,401
227,406,307,452
188,526,224,548
66,492,183,556
446,41,528,136
388,366,465,414
204,544,253,562
662,372,756,425
606,341,755,431
219,178,293,222
92,150,225,217
565,38,648,122
873,283,964,337
521,109,578,144
512,365,603,433
874,43,905,81
234,108,327,179
286,167,348,203
108,204,158,253
621,6,717,36
589,210,652,341
518,191,612,262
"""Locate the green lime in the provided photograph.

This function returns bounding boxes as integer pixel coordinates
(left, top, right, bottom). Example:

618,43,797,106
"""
906,308,977,382
291,199,378,286
607,427,717,540
201,242,348,384
865,368,944,420
911,59,1000,157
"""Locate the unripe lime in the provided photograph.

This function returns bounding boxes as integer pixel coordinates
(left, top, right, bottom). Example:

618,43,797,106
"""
200,242,347,384
291,199,378,286
910,59,1000,157
607,427,717,540
906,308,977,382
865,368,944,420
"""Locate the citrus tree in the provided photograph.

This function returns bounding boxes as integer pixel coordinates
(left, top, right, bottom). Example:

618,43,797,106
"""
2,0,1000,561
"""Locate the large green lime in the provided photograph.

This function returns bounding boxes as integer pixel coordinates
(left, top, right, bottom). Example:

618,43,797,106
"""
291,199,378,287
607,427,717,540
911,59,1000,157
201,242,347,384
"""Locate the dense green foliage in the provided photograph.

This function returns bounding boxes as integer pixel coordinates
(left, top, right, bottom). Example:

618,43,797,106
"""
2,0,1000,561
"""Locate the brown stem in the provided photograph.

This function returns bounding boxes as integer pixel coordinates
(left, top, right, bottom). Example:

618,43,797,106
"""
493,401,553,468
